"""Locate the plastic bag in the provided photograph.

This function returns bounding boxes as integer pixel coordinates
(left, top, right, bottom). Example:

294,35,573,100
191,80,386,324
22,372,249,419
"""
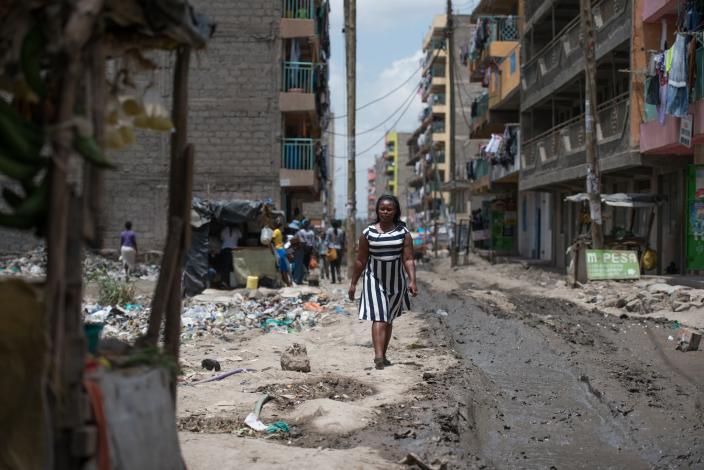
260,227,273,245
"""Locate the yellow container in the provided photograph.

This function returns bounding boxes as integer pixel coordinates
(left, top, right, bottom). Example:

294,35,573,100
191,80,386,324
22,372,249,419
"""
246,276,259,290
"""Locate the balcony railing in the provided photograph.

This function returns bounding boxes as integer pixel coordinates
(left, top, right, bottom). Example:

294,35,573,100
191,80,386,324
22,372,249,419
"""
282,138,317,170
431,93,446,106
428,37,446,51
521,0,629,107
282,61,315,93
477,15,519,42
282,0,315,19
471,93,489,124
432,120,446,134
521,94,629,170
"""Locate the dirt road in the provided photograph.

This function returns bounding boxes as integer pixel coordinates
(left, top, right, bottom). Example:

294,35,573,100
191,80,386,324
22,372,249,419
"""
177,262,704,469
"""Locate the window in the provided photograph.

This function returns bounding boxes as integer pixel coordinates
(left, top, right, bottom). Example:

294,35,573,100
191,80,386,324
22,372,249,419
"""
509,52,516,74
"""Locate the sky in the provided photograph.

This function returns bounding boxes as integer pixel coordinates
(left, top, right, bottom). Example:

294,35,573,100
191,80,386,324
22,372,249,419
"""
328,0,478,218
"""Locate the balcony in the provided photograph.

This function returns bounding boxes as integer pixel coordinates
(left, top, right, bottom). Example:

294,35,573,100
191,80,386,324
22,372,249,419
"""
642,0,679,22
488,45,520,110
469,16,519,81
491,128,521,183
520,95,637,191
641,54,704,154
385,164,395,175
280,138,318,189
471,93,517,139
280,61,316,112
521,0,630,112
281,0,317,38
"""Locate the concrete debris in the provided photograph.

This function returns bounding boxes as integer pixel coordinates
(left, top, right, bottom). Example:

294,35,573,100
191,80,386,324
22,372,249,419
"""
280,343,311,373
675,329,702,352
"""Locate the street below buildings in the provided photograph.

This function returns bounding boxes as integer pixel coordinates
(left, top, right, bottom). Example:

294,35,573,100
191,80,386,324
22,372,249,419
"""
169,256,704,469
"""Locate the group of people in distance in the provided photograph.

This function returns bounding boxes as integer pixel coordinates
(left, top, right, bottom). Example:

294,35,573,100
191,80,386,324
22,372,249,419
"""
270,217,346,287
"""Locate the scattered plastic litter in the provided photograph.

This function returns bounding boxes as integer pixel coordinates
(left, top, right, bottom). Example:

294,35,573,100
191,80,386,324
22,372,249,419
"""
435,309,449,317
266,421,290,434
189,368,256,386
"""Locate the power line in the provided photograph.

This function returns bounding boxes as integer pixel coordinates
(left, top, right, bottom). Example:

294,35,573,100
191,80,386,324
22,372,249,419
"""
331,57,423,120
330,82,419,160
331,47,442,122
324,79,420,137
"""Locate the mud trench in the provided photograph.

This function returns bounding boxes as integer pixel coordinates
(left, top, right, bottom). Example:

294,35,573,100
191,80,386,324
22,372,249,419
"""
419,282,704,469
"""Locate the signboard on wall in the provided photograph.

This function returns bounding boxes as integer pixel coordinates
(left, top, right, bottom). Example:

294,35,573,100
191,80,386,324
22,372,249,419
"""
686,165,704,270
585,250,640,280
680,114,693,148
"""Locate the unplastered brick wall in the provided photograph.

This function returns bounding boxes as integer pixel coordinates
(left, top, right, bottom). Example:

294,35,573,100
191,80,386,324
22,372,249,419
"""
99,0,283,251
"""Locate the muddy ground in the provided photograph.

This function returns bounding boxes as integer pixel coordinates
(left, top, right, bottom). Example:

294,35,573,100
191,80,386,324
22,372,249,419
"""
242,265,704,469
174,259,704,469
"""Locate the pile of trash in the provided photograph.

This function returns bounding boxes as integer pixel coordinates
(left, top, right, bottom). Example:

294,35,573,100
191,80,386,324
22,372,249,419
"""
84,287,351,343
0,247,159,281
180,288,347,340
84,252,160,281
0,246,46,277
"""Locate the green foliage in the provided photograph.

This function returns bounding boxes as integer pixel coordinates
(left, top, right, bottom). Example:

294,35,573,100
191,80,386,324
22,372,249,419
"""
91,269,135,306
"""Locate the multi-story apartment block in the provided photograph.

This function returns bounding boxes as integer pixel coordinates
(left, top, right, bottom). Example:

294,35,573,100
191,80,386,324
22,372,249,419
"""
367,167,377,221
465,0,522,255
381,131,414,220
407,14,477,229
77,0,331,251
515,0,704,274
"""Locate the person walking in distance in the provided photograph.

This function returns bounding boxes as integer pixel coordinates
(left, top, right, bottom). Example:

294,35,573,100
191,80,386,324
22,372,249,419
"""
271,218,292,287
326,219,345,283
120,221,138,278
349,195,418,370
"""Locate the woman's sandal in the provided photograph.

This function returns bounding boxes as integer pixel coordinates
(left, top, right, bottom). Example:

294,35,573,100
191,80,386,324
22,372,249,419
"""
374,357,385,370
383,357,392,366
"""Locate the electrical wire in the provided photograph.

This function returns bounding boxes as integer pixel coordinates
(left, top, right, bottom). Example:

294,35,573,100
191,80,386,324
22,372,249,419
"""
324,79,420,137
330,82,419,159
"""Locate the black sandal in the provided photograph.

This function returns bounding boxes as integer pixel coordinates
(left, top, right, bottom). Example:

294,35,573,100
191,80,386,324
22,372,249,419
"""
383,357,392,366
374,357,385,370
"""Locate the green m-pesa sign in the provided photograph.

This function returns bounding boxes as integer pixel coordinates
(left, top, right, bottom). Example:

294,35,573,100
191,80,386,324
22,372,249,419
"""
585,250,640,280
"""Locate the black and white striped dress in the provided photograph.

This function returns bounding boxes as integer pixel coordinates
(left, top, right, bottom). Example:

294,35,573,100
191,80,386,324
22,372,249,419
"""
358,224,411,323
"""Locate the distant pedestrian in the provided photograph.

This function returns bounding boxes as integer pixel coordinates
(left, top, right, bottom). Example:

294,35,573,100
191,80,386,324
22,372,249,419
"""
300,219,316,274
289,220,306,285
119,221,138,278
271,218,292,287
317,228,329,280
325,220,345,283
220,225,242,288
349,195,418,370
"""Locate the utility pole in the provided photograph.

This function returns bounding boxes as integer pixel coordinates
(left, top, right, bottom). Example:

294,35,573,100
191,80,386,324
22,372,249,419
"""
579,0,604,248
345,0,357,276
447,0,459,267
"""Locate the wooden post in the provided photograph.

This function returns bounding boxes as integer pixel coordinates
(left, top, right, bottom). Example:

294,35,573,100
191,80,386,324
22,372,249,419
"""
344,0,357,278
83,40,106,246
579,0,604,249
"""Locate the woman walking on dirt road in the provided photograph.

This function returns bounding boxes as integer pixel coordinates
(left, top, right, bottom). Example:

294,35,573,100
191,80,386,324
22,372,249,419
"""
349,195,418,370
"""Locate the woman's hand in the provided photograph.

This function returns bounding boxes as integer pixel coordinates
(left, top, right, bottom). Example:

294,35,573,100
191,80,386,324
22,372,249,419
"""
408,281,418,297
348,282,356,301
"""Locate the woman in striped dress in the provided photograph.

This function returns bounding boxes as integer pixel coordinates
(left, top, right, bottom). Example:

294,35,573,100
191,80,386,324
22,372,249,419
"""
349,195,418,370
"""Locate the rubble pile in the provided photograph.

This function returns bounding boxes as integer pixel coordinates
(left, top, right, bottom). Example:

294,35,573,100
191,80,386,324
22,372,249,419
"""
85,287,349,343
577,279,704,315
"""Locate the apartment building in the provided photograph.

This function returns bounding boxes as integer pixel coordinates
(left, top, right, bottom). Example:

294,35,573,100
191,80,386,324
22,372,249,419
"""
367,167,377,221
90,0,331,250
465,0,522,255
407,14,477,230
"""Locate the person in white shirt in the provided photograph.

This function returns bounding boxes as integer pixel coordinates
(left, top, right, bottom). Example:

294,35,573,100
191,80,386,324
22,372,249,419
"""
220,225,242,288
